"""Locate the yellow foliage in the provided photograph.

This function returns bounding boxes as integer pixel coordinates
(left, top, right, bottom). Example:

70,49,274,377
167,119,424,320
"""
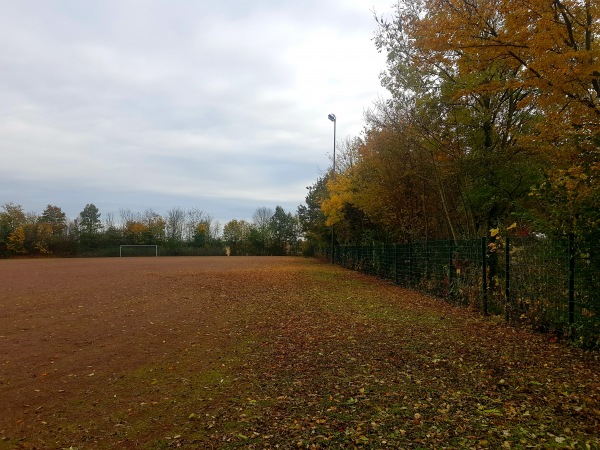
7,226,26,254
321,173,354,226
34,222,53,254
125,221,149,244
127,222,148,234
196,223,208,235
411,0,599,138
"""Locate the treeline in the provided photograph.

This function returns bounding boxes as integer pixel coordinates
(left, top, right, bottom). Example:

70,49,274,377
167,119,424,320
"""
300,0,600,248
0,203,303,257
4,2,598,257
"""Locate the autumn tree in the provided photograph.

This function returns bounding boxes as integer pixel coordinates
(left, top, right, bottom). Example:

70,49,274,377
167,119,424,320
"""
186,209,216,247
7,226,27,254
143,209,165,244
321,136,390,243
373,2,547,234
0,203,26,256
320,167,374,244
124,220,149,245
223,219,252,255
378,0,599,234
192,222,209,247
348,124,455,241
408,0,599,134
320,121,459,243
36,205,71,255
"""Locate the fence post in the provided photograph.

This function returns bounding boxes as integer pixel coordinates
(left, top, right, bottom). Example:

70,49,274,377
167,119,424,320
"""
482,237,488,316
505,236,510,322
408,242,412,288
394,243,398,284
448,241,455,298
425,239,430,280
569,232,575,324
379,242,383,277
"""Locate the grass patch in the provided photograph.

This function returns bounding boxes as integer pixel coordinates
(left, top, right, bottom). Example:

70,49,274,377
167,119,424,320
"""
174,261,600,449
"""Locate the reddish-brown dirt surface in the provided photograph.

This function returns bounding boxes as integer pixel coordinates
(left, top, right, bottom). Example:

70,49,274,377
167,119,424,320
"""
1,257,599,449
1,257,285,449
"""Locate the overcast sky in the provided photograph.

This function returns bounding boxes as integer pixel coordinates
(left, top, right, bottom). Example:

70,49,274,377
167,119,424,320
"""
0,0,391,225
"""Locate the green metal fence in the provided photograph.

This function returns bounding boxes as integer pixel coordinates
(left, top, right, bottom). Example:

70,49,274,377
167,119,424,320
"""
328,235,600,348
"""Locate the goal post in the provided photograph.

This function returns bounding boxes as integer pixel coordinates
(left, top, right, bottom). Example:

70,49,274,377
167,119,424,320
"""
119,245,159,257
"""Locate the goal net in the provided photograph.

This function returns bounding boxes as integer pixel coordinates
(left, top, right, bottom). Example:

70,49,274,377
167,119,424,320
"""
119,245,159,257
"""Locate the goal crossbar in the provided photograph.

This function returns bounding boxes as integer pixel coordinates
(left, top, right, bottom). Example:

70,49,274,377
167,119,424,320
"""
119,245,158,257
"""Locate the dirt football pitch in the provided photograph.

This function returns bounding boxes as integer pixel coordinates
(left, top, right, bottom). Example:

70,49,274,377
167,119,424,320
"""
1,256,287,448
1,256,599,449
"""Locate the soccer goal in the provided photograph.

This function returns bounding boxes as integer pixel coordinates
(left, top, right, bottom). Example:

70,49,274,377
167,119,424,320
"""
119,245,159,257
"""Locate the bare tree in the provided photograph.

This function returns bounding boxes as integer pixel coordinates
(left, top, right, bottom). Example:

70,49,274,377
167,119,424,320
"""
165,207,186,244
252,207,273,254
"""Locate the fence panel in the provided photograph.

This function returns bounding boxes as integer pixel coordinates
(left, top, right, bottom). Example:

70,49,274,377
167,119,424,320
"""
574,235,600,345
500,237,570,330
333,236,599,347
449,239,483,309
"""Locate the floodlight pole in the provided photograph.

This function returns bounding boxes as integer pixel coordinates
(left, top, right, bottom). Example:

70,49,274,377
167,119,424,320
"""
328,113,336,265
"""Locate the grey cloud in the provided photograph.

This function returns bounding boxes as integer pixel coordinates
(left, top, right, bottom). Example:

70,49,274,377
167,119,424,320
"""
0,0,390,223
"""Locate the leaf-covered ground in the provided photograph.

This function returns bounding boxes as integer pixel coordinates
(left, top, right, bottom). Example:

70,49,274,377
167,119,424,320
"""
1,257,599,449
